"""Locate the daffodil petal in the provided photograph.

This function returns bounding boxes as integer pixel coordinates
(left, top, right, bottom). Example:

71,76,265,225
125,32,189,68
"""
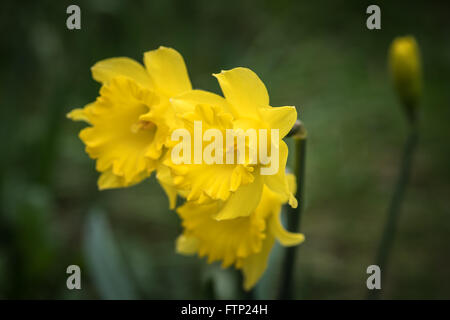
269,210,305,246
79,77,160,188
286,173,296,194
184,164,238,202
98,169,125,190
67,107,91,123
214,173,264,220
156,164,178,209
263,140,297,207
144,46,192,97
91,57,153,88
176,200,266,267
286,173,298,208
259,106,297,138
213,67,269,118
170,89,230,115
97,167,148,190
241,234,275,291
176,235,199,255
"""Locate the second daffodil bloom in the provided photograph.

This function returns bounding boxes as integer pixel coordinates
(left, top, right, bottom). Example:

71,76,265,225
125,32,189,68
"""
67,47,192,190
176,174,304,290
165,67,298,220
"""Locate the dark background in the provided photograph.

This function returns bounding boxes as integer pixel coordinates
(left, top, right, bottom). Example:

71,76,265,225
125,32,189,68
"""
0,0,449,299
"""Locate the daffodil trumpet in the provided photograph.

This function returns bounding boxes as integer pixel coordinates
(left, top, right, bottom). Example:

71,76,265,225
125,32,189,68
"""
67,46,192,190
170,121,281,175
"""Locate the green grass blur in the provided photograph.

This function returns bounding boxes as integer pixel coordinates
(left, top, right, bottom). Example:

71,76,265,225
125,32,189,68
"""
1,0,449,299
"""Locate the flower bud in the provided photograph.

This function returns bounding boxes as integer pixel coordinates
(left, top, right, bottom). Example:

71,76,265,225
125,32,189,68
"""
389,36,422,122
287,119,307,139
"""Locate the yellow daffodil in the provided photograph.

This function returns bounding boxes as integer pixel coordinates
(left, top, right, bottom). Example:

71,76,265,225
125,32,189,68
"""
389,36,422,117
67,46,307,292
164,67,298,220
67,47,192,190
176,174,304,290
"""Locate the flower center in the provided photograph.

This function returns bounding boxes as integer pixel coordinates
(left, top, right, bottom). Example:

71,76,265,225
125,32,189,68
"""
131,120,155,134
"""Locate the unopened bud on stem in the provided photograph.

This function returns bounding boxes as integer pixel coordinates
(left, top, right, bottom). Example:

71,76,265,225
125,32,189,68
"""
287,120,307,139
389,36,422,124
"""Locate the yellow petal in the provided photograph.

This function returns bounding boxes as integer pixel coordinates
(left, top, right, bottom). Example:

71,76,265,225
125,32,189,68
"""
176,200,266,267
156,164,178,209
269,209,305,246
286,173,298,208
67,107,91,123
176,235,199,255
91,57,153,88
98,168,149,191
241,234,275,291
164,102,243,202
263,140,297,207
286,173,297,194
183,164,240,202
214,173,264,220
259,106,297,138
144,46,192,97
170,89,230,116
213,67,269,118
98,169,125,190
79,77,161,187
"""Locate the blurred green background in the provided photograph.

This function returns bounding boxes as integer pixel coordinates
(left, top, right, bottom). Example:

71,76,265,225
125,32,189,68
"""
1,0,449,299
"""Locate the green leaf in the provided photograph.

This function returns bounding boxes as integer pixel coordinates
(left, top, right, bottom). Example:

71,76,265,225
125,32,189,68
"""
83,208,138,299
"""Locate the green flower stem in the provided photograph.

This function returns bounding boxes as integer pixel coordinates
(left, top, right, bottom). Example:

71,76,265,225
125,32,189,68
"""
278,130,307,300
368,123,418,300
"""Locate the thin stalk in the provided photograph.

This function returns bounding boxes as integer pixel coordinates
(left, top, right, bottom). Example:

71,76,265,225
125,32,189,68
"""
368,124,418,300
278,135,306,300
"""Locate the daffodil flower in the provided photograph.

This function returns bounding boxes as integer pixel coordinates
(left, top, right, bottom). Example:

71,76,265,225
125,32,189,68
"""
67,47,192,190
67,47,306,292
165,67,298,220
176,174,304,290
